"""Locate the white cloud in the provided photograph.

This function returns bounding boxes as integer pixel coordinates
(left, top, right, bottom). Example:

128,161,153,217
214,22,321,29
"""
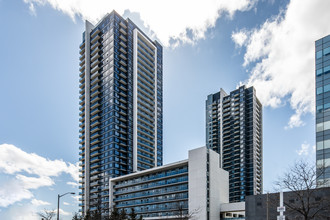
232,0,330,128
16,175,54,189
57,208,71,216
232,31,248,47
0,180,33,207
71,195,80,204
296,143,310,156
0,144,79,207
31,199,50,206
22,0,257,47
0,203,39,220
29,3,36,16
67,181,79,187
296,142,316,157
0,144,78,181
63,202,70,206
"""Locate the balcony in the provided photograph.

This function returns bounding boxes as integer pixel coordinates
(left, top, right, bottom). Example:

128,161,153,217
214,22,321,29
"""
79,104,85,111
90,163,101,169
79,116,85,122
91,71,100,81
90,120,100,128
90,150,101,157
79,41,85,49
79,54,85,61
91,41,100,51
119,53,127,60
119,21,127,29
91,65,100,74
79,97,85,106
119,85,127,91
91,34,100,44
79,81,85,89
90,107,100,115
91,59,100,70
119,103,127,110
90,101,100,110
90,138,100,146
119,41,127,48
90,114,100,122
119,66,127,73
90,83,100,93
119,28,127,35
90,78,100,88
119,47,127,54
79,70,85,78
79,75,85,84
79,59,85,67
90,181,101,187
91,28,100,38
91,54,100,64
90,132,100,139
79,88,85,95
119,60,127,66
90,45,100,57
138,39,154,55
90,156,101,163
79,47,85,55
79,65,85,72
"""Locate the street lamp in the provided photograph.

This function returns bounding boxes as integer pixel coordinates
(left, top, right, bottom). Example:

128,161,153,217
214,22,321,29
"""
57,192,75,220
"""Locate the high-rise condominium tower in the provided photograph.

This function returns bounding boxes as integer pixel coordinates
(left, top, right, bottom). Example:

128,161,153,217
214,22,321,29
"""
78,11,163,213
315,35,330,185
206,85,262,202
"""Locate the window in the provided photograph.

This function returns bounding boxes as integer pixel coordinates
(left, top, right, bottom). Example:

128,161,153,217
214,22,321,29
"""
317,68,323,76
317,105,323,112
317,87,323,94
317,121,330,132
325,103,330,110
325,66,330,74
317,50,323,59
324,47,330,56
325,140,330,149
317,141,323,150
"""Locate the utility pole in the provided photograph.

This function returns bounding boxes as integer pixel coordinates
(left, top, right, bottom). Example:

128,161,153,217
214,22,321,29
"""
57,192,75,220
277,191,285,220
266,192,269,220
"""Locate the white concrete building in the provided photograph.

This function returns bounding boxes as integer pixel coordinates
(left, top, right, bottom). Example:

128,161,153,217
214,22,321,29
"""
109,147,230,219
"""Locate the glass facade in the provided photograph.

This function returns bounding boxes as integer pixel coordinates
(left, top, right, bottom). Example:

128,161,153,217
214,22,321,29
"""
78,11,163,214
110,164,189,218
206,86,262,202
315,35,330,185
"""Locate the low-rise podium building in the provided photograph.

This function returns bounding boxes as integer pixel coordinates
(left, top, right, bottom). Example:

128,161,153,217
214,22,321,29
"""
109,147,229,219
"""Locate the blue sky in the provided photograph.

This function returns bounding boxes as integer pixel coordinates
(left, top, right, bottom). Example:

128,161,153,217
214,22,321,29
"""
1,0,329,219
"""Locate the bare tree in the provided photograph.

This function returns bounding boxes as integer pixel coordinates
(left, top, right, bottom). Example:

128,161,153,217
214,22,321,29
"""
37,209,56,220
172,203,200,220
274,160,330,220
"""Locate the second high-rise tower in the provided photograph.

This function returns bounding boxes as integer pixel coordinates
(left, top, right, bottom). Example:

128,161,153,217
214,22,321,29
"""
206,86,262,202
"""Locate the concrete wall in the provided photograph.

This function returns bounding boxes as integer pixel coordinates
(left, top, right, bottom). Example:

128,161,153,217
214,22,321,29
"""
209,148,229,219
189,147,229,220
189,147,208,220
